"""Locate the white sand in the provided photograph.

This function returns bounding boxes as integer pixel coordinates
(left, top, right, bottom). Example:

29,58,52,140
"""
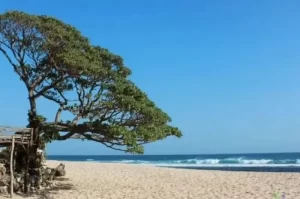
3,160,300,199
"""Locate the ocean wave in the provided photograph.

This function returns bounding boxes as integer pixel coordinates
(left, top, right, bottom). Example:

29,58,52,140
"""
156,164,300,168
174,159,220,164
222,158,273,164
171,158,274,165
118,160,151,164
114,157,300,166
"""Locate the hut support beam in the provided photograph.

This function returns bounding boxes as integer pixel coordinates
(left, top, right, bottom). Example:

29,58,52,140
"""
10,136,15,198
24,144,29,193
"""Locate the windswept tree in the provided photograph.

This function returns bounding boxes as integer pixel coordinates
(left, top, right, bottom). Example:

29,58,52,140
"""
0,11,182,157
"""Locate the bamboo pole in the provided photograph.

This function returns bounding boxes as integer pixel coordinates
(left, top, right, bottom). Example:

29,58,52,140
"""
24,143,29,193
10,136,15,198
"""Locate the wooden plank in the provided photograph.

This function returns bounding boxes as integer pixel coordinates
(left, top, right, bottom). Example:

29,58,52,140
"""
10,136,15,198
0,140,22,143
0,138,30,141
0,126,31,133
0,141,31,145
0,135,24,139
15,131,31,134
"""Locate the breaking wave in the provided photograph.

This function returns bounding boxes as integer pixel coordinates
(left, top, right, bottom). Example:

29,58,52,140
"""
114,157,300,167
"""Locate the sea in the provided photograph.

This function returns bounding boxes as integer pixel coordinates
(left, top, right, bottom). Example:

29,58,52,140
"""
47,153,300,173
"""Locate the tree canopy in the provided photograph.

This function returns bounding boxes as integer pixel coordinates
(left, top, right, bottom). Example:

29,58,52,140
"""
0,11,182,154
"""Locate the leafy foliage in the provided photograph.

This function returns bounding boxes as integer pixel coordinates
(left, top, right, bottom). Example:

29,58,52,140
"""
0,11,182,154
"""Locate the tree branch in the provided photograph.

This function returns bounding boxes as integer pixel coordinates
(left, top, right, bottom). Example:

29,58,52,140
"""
38,92,64,105
55,106,64,123
56,131,76,140
31,75,45,89
33,75,67,99
7,37,29,82
71,115,81,124
0,47,17,69
81,134,126,152
0,47,30,89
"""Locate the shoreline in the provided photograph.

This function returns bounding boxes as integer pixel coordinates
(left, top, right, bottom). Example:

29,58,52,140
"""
9,160,300,199
46,159,300,173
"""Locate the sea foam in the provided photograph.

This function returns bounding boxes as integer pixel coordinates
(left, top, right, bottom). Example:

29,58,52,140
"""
115,157,300,167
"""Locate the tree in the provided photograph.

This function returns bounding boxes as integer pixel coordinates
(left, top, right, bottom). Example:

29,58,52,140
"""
0,10,182,155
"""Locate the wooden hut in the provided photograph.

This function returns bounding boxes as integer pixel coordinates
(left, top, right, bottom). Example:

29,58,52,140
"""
0,126,33,198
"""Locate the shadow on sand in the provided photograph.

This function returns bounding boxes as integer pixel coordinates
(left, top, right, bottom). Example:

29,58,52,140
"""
0,178,74,199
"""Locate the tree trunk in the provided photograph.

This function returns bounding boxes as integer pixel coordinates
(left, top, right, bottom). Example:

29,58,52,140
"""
25,93,42,192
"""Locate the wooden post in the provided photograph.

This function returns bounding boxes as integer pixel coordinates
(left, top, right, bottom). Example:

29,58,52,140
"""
10,136,15,198
30,128,33,146
24,128,33,193
24,143,29,193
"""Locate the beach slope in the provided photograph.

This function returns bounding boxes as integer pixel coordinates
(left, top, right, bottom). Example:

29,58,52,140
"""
7,160,300,199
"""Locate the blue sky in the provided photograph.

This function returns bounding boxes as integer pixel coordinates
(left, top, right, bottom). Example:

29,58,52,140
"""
0,0,300,155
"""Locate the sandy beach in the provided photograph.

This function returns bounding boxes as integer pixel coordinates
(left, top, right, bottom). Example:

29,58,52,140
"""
0,160,298,199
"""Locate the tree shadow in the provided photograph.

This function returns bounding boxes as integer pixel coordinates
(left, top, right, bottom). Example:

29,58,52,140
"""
15,182,75,199
0,193,9,198
54,177,69,181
